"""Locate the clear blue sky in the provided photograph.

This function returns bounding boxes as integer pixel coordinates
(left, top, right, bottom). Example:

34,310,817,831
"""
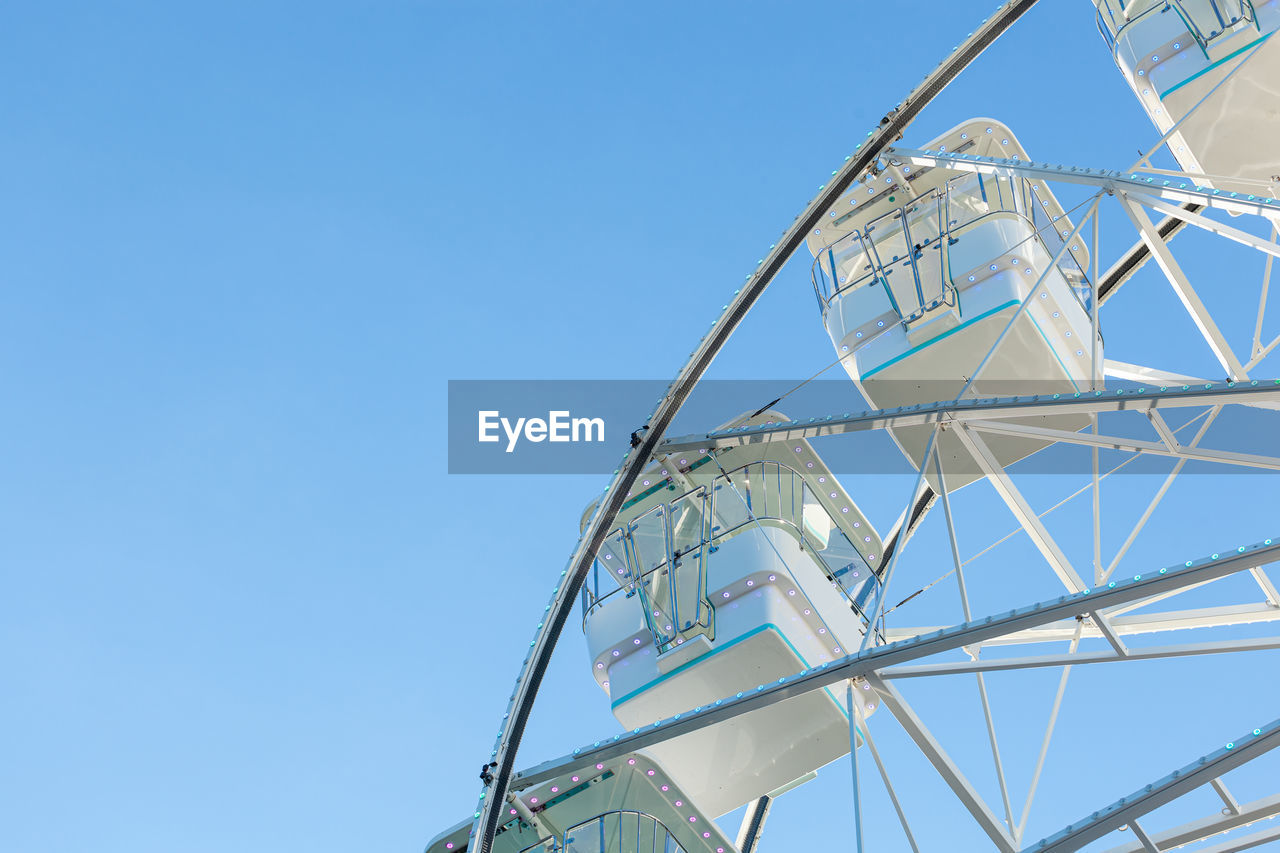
2,3,1277,852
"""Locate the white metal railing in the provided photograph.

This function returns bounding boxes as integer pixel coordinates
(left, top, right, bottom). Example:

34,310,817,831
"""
1095,0,1263,58
516,810,688,853
811,173,1091,329
564,811,686,853
582,460,880,651
811,185,955,325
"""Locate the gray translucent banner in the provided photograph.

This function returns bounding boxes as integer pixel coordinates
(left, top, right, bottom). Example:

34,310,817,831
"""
447,379,1280,475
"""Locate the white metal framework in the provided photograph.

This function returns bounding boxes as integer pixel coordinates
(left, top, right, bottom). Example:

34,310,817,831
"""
453,3,1280,852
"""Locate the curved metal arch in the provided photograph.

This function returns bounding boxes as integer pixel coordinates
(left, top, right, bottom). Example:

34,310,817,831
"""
468,4,1046,849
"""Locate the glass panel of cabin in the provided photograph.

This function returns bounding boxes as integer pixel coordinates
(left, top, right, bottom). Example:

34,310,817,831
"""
711,469,754,540
597,530,632,595
666,489,712,636
627,506,673,644
864,208,918,317
562,812,685,853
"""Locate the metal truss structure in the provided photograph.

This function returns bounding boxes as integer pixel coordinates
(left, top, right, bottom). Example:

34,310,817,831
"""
465,2,1280,851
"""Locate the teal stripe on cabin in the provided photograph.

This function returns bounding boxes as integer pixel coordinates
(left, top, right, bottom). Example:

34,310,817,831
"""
609,621,862,733
1159,31,1274,99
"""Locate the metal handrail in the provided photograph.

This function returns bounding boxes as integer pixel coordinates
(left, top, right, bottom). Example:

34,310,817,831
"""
585,514,881,624
811,175,1088,322
582,461,882,641
559,810,687,853
812,184,955,316
1095,0,1260,59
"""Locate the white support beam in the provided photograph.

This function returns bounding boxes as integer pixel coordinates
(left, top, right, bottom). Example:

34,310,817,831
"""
953,424,1087,593
1117,193,1247,379
658,382,1280,455
1194,824,1280,853
1128,821,1161,853
1093,413,1103,585
511,539,1280,790
1103,360,1202,385
1024,717,1280,850
1103,407,1222,583
1099,792,1280,853
1251,567,1280,608
965,419,1280,473
1103,577,1220,618
1129,192,1280,261
1026,719,1280,852
1211,777,1241,815
935,451,1017,832
885,601,1280,648
1245,333,1280,371
1145,410,1181,452
886,147,1280,219
857,704,921,853
1254,222,1277,361
846,683,866,853
1097,205,1198,307
860,428,939,653
1016,624,1082,842
881,635,1280,678
1101,363,1279,413
868,675,1018,853
1091,611,1130,657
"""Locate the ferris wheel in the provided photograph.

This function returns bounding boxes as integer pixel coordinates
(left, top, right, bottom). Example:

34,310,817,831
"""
434,2,1280,851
